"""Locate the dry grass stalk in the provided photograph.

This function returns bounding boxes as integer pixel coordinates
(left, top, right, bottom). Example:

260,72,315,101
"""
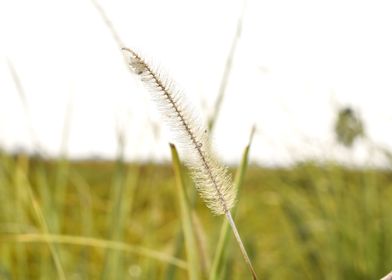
122,47,258,279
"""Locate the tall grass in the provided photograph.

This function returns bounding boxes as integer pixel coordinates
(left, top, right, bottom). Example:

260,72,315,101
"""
1,148,391,279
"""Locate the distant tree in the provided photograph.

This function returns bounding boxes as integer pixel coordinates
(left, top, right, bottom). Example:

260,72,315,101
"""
334,107,364,147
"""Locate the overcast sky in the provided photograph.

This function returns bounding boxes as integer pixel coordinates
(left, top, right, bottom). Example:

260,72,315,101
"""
1,0,392,166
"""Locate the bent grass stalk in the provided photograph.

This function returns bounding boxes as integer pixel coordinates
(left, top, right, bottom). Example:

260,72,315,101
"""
1,233,187,269
122,47,258,279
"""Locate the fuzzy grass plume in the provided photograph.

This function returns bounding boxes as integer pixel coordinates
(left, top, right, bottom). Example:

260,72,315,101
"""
122,47,257,279
122,48,235,215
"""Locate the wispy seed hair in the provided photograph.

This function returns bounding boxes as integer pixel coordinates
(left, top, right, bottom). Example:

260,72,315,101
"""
122,47,235,215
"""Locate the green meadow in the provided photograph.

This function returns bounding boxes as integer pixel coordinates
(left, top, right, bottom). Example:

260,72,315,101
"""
0,146,391,279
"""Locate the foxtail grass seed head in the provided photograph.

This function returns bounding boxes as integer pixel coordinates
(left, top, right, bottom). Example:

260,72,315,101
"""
122,47,236,215
123,47,258,279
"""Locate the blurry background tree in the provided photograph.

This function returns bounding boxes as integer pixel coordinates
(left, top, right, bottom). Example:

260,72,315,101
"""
334,107,365,147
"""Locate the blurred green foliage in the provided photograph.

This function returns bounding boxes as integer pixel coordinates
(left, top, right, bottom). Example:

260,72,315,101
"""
0,150,391,279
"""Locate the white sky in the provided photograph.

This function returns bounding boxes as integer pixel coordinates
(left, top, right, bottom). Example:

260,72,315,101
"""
1,0,392,166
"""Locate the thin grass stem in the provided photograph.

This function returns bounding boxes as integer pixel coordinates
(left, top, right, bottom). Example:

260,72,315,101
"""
225,211,258,280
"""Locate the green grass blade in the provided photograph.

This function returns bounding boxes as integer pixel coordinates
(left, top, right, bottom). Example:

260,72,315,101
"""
13,156,29,280
164,229,184,280
0,153,16,279
209,128,254,280
102,137,140,279
26,167,67,280
68,170,95,278
170,144,201,280
54,158,69,230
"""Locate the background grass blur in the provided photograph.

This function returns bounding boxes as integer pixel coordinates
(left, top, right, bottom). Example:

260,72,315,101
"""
0,145,391,279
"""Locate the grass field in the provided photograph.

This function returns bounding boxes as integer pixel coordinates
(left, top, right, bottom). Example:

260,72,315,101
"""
3,1,392,278
0,147,391,279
